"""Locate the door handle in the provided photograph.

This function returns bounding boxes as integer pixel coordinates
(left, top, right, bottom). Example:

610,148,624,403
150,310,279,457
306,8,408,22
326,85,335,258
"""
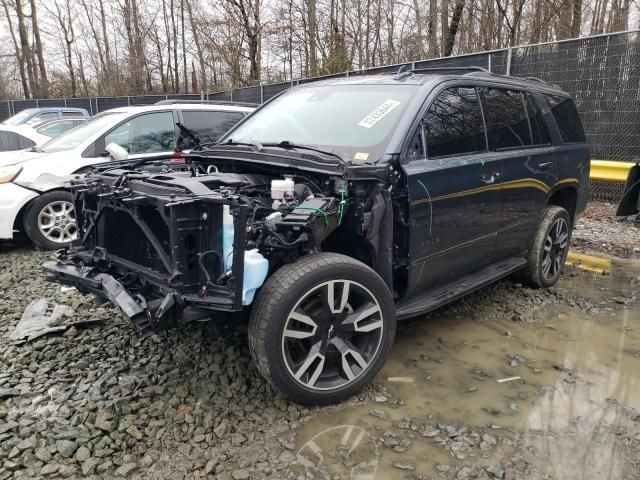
538,161,553,171
480,172,500,184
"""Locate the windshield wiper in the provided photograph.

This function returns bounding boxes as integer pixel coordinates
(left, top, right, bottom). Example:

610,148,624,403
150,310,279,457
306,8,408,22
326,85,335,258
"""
261,140,345,163
218,138,263,151
176,122,200,151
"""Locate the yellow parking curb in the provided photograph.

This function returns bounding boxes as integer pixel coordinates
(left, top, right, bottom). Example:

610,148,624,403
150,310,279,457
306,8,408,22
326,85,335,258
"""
565,250,611,273
590,160,635,182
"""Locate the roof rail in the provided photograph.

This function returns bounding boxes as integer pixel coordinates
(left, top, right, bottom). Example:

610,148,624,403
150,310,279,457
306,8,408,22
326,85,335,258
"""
154,99,258,107
411,66,491,74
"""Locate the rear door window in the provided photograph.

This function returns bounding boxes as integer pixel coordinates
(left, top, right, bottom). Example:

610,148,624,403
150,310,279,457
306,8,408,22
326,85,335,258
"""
104,111,176,154
480,88,531,150
524,93,551,145
544,94,586,143
27,111,59,125
423,87,487,158
179,110,245,149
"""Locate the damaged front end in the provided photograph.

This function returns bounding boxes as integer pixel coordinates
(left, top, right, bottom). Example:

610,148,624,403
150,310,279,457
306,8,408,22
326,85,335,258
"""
44,162,343,335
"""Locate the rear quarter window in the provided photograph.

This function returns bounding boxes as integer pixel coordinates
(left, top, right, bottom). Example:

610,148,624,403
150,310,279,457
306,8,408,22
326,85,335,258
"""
0,131,35,151
180,110,245,149
544,94,586,143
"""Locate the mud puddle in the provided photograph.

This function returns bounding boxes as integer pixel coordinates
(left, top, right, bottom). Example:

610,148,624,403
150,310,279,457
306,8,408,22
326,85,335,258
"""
286,259,640,480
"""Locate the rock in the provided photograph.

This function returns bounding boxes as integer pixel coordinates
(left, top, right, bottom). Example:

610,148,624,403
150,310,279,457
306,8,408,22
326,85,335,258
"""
82,458,100,476
40,463,61,476
369,409,389,421
55,439,78,458
35,447,52,462
436,464,450,472
214,419,228,438
485,465,506,479
231,469,250,480
17,434,37,451
75,445,91,462
141,455,154,468
126,425,143,440
0,388,20,399
116,462,138,477
457,466,472,479
205,459,218,474
95,411,116,432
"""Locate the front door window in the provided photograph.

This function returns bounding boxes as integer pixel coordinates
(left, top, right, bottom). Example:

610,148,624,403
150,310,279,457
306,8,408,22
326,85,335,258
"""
104,111,176,154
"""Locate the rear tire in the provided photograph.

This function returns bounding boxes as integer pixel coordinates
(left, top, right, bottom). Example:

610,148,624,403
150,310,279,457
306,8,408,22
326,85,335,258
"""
517,205,571,288
248,253,396,405
24,191,78,250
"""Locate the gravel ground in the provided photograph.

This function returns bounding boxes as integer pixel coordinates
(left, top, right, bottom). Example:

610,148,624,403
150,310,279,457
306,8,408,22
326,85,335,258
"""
573,201,640,259
0,201,638,479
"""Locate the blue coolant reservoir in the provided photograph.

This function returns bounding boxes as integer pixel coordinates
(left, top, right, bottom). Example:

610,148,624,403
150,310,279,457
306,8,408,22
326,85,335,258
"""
222,205,235,270
221,206,268,305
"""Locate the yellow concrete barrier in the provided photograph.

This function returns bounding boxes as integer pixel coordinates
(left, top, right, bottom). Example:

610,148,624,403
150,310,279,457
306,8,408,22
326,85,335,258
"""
565,250,612,273
590,160,635,182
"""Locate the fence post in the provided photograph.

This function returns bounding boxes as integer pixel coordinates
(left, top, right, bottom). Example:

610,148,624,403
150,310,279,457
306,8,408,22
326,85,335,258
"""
64,98,68,107
36,99,39,107
506,47,513,75
230,89,233,102
488,54,492,72
260,84,264,103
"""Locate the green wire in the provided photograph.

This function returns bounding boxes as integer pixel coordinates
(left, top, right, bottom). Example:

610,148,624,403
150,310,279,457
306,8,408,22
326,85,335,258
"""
293,206,329,225
417,179,432,238
338,189,346,225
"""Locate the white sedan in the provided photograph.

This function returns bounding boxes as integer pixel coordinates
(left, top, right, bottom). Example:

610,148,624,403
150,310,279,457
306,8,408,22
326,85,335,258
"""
0,124,50,152
0,102,254,249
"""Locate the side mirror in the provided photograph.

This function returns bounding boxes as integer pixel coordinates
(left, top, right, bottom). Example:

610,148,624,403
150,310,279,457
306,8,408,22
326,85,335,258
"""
105,142,128,161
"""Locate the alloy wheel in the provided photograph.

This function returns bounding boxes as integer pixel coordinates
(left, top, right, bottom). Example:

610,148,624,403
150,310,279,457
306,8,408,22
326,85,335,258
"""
281,280,384,391
37,200,78,244
542,217,569,280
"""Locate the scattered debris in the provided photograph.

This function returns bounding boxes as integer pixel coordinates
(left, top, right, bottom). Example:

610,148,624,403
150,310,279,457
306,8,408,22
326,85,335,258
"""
497,376,522,383
387,377,414,383
9,298,103,342
369,409,390,421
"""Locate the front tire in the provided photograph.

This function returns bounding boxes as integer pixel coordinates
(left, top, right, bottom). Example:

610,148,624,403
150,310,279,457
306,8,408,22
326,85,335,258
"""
248,253,396,405
24,191,78,250
518,205,571,288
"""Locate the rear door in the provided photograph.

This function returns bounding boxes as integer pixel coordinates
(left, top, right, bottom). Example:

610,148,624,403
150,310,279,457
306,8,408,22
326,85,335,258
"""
403,85,503,296
478,87,557,258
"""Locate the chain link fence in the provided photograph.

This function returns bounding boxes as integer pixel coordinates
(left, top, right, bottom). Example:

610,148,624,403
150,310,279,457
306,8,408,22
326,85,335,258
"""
2,30,638,200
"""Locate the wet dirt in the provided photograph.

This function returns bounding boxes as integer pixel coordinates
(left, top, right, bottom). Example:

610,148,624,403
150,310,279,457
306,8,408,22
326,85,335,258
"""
286,260,640,480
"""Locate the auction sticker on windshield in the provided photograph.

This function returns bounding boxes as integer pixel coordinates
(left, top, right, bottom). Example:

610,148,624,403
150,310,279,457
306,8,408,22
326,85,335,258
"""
358,100,401,128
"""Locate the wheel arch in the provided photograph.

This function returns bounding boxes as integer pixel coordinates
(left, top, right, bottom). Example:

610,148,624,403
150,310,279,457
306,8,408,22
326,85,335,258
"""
547,186,578,223
14,187,70,232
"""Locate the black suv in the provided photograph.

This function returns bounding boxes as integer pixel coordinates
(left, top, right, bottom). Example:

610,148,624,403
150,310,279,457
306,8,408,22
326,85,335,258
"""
44,67,589,405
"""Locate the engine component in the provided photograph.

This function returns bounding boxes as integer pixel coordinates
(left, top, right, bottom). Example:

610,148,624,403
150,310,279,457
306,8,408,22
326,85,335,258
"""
271,176,295,200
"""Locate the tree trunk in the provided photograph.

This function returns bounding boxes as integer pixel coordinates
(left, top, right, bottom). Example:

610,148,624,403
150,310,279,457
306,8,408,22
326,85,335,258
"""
15,0,36,97
2,0,30,98
427,0,439,56
30,0,48,97
444,0,464,56
307,0,318,75
570,0,582,38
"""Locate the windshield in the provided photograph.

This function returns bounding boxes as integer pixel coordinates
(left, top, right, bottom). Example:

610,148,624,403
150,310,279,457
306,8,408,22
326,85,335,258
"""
3,109,36,126
39,112,126,153
225,84,417,162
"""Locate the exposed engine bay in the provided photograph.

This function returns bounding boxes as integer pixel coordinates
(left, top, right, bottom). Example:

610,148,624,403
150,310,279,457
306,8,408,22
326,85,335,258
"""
43,156,398,334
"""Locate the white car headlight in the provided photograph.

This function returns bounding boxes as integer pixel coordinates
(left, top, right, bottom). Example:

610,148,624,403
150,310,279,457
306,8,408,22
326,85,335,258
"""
0,166,22,184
